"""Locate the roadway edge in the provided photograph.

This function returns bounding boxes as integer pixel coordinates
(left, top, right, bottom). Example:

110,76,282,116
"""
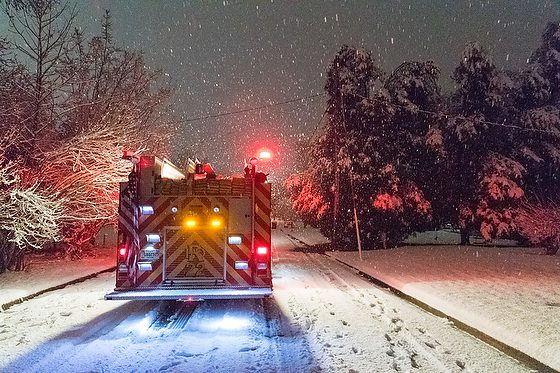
1,266,116,312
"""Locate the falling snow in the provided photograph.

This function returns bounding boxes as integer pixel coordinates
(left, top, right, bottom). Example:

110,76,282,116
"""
13,0,552,176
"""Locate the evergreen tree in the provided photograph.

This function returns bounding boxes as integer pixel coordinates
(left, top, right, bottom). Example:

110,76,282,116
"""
384,61,443,230
287,45,382,247
518,21,560,199
446,42,524,243
530,22,560,105
320,45,382,246
288,47,434,248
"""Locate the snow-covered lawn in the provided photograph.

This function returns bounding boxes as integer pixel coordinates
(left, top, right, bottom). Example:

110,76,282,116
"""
0,247,115,308
286,227,560,371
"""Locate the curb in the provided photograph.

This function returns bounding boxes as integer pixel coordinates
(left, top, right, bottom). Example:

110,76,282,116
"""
1,266,116,312
286,232,556,373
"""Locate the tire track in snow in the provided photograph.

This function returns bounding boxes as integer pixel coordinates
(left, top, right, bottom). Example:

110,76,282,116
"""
301,251,452,372
261,297,319,372
285,232,537,372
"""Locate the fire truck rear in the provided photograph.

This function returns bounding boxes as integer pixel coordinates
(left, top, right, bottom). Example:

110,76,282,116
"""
105,154,272,301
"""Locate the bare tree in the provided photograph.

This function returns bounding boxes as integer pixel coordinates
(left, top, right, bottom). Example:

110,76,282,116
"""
3,0,77,160
0,37,33,162
1,6,173,261
38,11,172,256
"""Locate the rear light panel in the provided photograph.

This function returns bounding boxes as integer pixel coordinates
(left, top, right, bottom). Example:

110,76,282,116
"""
139,205,154,215
146,233,160,243
138,262,152,271
228,235,242,245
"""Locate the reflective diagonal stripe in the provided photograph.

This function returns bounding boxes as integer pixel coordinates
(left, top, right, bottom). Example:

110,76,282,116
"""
116,183,141,288
164,228,225,280
253,183,272,246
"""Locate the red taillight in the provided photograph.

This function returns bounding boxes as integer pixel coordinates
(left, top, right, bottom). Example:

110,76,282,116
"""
119,247,127,257
257,246,268,255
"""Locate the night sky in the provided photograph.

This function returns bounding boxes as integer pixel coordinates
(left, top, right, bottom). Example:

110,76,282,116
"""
3,1,560,178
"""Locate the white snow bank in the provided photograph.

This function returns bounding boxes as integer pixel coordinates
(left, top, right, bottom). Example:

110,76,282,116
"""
288,227,560,371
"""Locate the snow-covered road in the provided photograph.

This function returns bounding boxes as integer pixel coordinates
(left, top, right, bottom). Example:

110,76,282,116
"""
0,231,532,372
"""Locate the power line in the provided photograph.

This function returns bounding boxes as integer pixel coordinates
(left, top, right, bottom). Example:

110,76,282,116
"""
177,92,326,123
355,93,555,135
171,85,552,136
308,107,328,143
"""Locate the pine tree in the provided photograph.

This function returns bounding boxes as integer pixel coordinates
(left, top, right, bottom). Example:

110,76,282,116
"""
446,42,524,243
530,22,560,105
288,45,382,247
289,48,435,248
518,21,560,199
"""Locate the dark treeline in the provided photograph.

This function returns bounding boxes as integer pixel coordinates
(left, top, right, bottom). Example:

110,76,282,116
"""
287,22,560,254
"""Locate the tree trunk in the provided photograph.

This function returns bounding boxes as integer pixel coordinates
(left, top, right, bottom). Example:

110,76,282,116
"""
544,246,559,255
6,244,26,271
0,244,7,275
13,249,26,271
460,227,470,245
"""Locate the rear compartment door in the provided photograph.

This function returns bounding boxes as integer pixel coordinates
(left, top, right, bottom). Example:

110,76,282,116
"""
163,226,226,282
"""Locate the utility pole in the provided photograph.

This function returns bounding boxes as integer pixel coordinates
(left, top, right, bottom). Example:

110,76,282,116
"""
334,62,363,258
332,64,341,248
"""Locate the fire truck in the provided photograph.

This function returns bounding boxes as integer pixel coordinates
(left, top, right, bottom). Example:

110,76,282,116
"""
104,154,272,301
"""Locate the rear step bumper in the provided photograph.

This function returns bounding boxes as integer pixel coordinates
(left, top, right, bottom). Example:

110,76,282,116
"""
105,287,273,301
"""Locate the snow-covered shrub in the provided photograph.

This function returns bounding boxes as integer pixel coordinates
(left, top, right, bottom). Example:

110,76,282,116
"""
516,202,560,255
0,160,63,272
285,173,329,227
476,154,525,241
39,127,139,257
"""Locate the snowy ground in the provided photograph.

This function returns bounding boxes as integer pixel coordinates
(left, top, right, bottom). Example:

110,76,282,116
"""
287,227,560,372
0,230,538,372
0,247,114,308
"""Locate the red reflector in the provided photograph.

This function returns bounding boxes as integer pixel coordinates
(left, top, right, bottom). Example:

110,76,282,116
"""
257,246,268,255
119,247,127,256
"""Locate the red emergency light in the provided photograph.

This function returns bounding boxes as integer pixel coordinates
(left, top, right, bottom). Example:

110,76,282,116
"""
258,150,272,160
257,246,268,255
119,246,127,257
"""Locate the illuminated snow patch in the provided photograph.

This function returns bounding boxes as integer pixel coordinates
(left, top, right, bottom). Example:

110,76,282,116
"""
196,314,253,333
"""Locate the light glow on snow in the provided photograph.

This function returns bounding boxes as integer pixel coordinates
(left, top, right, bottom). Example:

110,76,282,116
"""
201,314,252,332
